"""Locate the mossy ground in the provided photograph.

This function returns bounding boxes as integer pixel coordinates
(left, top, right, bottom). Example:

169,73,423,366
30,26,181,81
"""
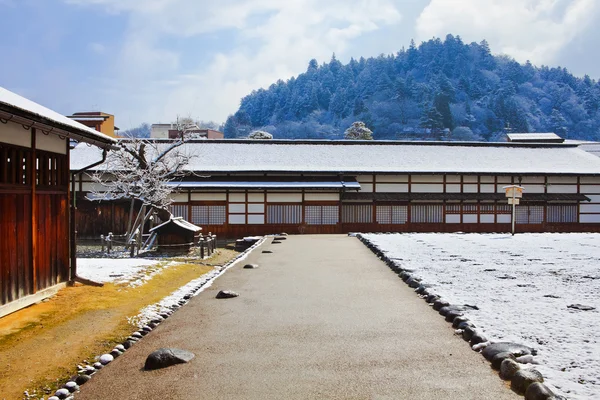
0,248,239,400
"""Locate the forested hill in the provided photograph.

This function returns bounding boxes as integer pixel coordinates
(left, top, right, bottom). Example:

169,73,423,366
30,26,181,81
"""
223,35,600,141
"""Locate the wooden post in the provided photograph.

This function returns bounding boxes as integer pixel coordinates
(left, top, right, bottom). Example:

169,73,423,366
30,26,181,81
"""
100,234,105,252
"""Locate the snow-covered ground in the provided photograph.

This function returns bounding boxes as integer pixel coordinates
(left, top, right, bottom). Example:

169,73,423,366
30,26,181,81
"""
363,233,600,400
77,258,175,287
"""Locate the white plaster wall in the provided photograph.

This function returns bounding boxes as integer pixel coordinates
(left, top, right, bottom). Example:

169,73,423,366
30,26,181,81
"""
0,121,31,147
480,176,495,183
267,193,302,202
497,176,512,183
548,176,577,184
356,175,373,182
248,193,265,202
579,204,600,213
446,184,461,193
170,193,188,202
585,195,600,203
360,183,374,192
36,131,67,154
229,204,245,213
191,193,227,201
462,175,478,183
463,214,478,223
480,184,495,193
411,183,443,193
579,214,600,223
463,184,478,193
580,176,600,184
547,185,578,194
228,193,246,202
446,175,461,183
228,214,245,224
81,182,109,191
581,185,600,194
524,185,545,194
376,175,408,182
497,215,511,223
248,204,265,213
247,215,265,224
412,175,443,183
521,176,544,184
304,193,339,201
375,183,408,193
445,215,460,223
480,214,495,223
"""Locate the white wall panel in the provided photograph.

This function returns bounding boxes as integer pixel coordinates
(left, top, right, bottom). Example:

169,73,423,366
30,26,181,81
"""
0,121,31,147
579,204,600,213
548,176,577,184
376,175,408,183
247,214,264,224
191,193,227,201
81,182,109,191
463,184,478,193
304,193,339,201
581,185,600,194
524,185,545,194
412,175,443,183
480,214,495,223
375,183,408,193
579,214,600,223
248,204,265,213
462,175,478,183
228,193,246,202
36,131,67,154
480,176,495,183
521,176,544,184
360,183,373,192
170,193,188,202
497,215,511,223
228,214,245,224
248,193,265,202
446,184,461,193
480,184,495,193
497,176,512,183
445,215,460,223
411,183,443,193
547,185,578,193
463,214,478,223
229,204,245,213
585,195,600,203
580,176,600,184
356,175,373,182
267,193,302,202
446,175,461,183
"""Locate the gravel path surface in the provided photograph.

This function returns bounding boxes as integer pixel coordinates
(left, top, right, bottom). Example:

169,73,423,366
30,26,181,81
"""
76,235,518,400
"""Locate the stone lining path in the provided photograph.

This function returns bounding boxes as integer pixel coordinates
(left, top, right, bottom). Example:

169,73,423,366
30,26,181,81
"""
76,235,518,399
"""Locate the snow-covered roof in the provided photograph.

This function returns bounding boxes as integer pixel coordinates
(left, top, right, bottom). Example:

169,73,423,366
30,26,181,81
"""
150,217,202,233
507,133,563,142
167,180,361,190
70,140,600,175
0,86,116,149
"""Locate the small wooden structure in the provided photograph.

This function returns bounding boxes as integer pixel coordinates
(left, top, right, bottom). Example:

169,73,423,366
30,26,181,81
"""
149,217,202,252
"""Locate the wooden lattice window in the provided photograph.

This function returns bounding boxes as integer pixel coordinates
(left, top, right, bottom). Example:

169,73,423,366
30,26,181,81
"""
496,204,512,214
445,204,461,214
516,205,544,224
304,205,339,225
463,204,478,213
547,204,577,223
0,145,31,185
191,205,226,225
170,204,189,220
342,204,372,223
376,205,408,224
480,204,495,213
411,204,443,223
267,204,302,224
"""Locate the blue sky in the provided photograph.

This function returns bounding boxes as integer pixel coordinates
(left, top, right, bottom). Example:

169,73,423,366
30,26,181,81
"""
1,0,599,129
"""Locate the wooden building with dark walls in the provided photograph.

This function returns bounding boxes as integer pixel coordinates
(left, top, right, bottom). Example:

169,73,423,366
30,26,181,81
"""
0,87,116,317
71,139,600,237
149,217,202,252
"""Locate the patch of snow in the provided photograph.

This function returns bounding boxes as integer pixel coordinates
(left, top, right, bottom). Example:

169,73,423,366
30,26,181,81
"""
77,258,178,287
363,233,600,400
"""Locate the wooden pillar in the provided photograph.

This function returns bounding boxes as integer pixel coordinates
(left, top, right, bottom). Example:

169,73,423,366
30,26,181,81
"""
30,128,37,292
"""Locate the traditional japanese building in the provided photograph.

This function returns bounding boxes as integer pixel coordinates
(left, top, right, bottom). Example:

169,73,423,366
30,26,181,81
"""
70,139,600,238
0,87,116,316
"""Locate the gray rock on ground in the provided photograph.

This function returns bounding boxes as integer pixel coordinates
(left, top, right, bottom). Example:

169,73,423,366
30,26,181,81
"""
99,354,114,365
75,374,91,385
482,342,535,361
567,303,595,311
491,352,516,370
511,369,544,394
500,358,521,380
243,263,258,269
144,348,195,370
216,290,240,299
54,388,70,399
525,382,555,400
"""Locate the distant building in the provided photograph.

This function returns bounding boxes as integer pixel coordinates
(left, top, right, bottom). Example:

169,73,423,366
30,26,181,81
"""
151,123,223,140
67,112,119,138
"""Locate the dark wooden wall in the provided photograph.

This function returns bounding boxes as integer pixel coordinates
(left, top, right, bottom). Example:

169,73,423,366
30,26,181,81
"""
1,139,70,306
74,197,141,238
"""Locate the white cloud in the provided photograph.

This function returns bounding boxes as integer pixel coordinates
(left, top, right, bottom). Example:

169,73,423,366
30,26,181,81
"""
65,0,402,127
416,0,599,65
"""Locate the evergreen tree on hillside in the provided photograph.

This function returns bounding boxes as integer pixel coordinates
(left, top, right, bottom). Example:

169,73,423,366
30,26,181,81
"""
225,36,600,141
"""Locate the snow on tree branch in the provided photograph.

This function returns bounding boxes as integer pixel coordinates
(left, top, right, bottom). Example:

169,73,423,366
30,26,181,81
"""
344,121,373,140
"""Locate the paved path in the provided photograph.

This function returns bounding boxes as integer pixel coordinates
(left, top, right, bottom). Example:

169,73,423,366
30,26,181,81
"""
77,235,518,400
